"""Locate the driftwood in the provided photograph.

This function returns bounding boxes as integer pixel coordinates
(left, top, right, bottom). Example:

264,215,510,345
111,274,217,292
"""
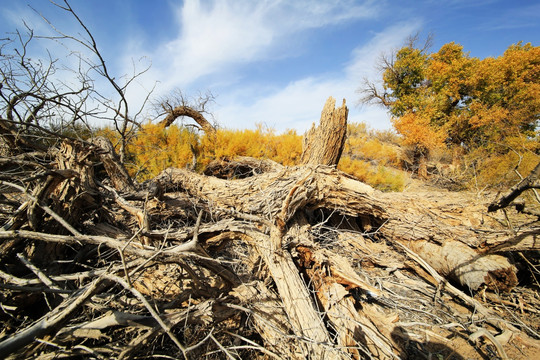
0,98,539,359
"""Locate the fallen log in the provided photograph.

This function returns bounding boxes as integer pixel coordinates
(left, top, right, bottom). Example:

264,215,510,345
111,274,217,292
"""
156,163,519,292
1,97,539,359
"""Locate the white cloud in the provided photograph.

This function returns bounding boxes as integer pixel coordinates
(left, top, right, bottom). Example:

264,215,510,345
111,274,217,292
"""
0,1,420,133
215,21,421,132
114,0,391,127
345,22,421,80
134,0,382,91
166,0,274,85
217,76,343,131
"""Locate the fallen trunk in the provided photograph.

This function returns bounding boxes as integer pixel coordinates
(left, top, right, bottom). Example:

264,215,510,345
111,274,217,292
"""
1,98,539,359
157,163,520,292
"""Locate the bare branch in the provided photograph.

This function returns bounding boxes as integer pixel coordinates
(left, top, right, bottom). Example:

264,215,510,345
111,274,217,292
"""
488,161,540,213
157,90,216,134
357,78,392,108
0,276,105,359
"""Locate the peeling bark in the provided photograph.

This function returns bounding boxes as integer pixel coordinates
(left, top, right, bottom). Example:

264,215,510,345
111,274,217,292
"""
301,96,348,166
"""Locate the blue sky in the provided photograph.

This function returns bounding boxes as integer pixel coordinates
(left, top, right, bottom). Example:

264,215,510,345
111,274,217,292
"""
1,0,538,133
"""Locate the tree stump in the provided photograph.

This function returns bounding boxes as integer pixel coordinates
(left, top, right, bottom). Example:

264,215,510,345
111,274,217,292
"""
301,96,348,166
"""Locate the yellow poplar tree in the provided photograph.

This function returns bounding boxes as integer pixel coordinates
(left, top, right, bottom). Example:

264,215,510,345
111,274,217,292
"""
361,40,539,182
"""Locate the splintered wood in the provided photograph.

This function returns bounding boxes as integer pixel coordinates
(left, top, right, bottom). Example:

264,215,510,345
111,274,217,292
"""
301,96,348,166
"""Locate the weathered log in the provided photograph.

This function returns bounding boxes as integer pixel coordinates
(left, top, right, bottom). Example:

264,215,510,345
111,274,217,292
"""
157,165,382,226
2,13,539,357
2,144,539,358
399,239,517,291
301,96,348,166
157,163,519,292
0,96,536,358
255,229,341,359
91,137,135,193
293,220,395,359
230,281,303,359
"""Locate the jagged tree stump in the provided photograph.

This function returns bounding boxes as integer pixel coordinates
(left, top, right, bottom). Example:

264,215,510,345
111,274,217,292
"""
301,96,348,166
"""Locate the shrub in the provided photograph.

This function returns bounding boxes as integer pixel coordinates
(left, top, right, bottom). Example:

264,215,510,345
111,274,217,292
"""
97,121,410,191
344,123,402,167
198,124,302,167
465,149,540,191
338,156,407,192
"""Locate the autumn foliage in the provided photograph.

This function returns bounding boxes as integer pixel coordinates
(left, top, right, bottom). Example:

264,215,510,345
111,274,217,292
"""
96,121,408,191
198,124,303,167
338,123,406,191
363,40,540,187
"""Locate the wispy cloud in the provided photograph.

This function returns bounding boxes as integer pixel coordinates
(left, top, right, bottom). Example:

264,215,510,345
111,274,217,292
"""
215,21,421,132
116,0,392,126
0,0,418,132
1,5,54,37
476,3,540,31
139,0,382,90
346,22,420,80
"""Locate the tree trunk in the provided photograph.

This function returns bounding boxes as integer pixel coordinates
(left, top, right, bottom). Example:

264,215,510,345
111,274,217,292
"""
158,164,520,292
301,96,348,166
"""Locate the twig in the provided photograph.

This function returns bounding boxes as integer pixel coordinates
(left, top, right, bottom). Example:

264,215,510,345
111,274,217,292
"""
118,228,144,287
72,343,107,359
469,327,509,360
224,331,282,360
102,184,150,244
483,291,540,314
209,333,237,360
118,328,157,360
104,274,187,358
489,161,540,212
183,329,214,353
35,337,64,350
0,229,240,285
16,253,68,298
0,260,142,286
497,300,540,339
192,210,203,243
117,247,131,288
0,276,105,358
167,210,210,256
519,252,540,288
0,180,81,236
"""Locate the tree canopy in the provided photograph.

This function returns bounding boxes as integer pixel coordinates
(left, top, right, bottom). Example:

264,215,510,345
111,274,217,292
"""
362,40,540,158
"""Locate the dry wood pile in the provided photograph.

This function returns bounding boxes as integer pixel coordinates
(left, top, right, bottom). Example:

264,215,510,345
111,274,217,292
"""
1,97,539,359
